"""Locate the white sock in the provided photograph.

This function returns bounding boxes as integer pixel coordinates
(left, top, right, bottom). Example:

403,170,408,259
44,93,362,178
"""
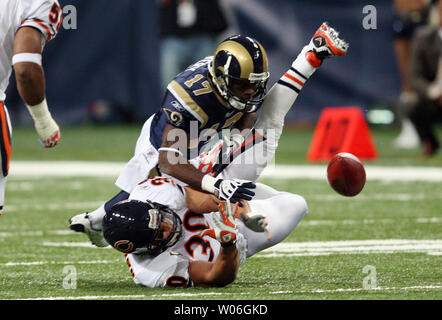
254,50,317,155
0,177,6,211
255,49,317,136
87,204,106,230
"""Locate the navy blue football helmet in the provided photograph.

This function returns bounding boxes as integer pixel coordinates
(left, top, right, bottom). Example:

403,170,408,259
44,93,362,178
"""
102,199,182,256
209,35,270,111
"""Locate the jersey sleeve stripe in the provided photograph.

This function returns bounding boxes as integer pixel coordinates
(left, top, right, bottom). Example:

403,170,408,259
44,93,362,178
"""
277,80,300,93
21,19,54,42
290,67,308,81
283,72,304,87
168,81,209,128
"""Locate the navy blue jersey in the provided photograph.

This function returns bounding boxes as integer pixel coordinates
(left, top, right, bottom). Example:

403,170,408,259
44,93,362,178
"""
150,57,249,159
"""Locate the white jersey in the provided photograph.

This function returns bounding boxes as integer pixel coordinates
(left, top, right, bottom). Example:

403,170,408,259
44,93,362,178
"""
0,0,62,101
124,177,247,288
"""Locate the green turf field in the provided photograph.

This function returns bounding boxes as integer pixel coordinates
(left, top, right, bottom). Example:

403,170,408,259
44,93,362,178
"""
0,124,441,300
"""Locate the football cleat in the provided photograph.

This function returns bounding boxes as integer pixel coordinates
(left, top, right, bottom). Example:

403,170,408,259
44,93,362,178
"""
69,212,109,247
304,22,349,67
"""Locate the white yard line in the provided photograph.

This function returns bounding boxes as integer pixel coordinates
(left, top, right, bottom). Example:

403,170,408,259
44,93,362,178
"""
2,239,438,268
8,161,442,182
1,259,119,267
262,164,442,182
9,161,125,178
35,239,442,256
1,216,440,237
256,239,442,257
41,241,110,248
11,285,442,300
16,295,147,300
269,285,442,295
301,217,441,226
4,201,105,213
307,193,442,201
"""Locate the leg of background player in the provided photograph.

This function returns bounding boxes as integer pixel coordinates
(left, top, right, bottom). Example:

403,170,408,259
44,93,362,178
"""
0,103,12,215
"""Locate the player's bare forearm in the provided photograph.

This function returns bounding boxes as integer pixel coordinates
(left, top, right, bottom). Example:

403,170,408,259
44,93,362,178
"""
188,245,239,287
13,27,46,106
158,153,206,190
14,63,45,106
158,124,208,190
184,186,220,213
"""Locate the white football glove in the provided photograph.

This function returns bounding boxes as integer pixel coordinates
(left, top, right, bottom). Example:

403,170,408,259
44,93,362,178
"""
202,175,256,203
26,98,60,148
202,200,238,246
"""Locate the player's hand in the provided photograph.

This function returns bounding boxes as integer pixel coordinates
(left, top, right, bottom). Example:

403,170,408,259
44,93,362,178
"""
239,211,269,233
34,117,60,148
214,179,256,203
202,200,238,246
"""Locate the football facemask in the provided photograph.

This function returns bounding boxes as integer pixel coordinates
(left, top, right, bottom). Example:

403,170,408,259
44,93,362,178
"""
209,35,270,111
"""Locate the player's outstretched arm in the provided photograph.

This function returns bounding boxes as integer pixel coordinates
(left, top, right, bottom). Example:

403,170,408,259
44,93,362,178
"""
188,201,240,287
13,27,60,148
184,186,220,213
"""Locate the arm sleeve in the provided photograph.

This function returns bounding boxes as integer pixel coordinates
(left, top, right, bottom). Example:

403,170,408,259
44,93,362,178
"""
18,0,62,43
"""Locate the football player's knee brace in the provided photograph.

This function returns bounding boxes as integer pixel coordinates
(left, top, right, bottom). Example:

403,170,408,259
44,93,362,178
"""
104,190,130,213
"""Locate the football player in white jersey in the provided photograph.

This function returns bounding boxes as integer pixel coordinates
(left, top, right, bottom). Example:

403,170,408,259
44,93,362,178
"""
100,21,350,286
103,176,308,288
0,0,62,214
70,22,349,247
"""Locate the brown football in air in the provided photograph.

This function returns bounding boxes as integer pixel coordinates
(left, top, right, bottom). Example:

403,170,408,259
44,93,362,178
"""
327,152,366,197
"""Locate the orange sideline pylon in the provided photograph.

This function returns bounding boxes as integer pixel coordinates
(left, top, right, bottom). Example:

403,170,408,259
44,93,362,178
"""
307,106,378,161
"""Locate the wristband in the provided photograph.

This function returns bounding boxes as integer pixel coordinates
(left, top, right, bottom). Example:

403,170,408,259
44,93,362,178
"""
158,147,184,157
12,53,42,66
221,239,237,248
201,175,219,194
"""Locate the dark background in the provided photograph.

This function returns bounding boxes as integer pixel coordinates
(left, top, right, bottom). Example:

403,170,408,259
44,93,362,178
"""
5,0,400,126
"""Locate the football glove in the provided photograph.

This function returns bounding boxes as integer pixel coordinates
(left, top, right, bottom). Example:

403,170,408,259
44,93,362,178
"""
202,175,256,203
26,99,60,148
202,200,238,246
36,124,60,148
239,211,269,233
192,134,245,175
216,179,256,202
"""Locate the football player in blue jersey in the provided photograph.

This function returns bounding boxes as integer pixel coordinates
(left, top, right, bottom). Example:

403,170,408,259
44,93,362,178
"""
70,23,349,248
